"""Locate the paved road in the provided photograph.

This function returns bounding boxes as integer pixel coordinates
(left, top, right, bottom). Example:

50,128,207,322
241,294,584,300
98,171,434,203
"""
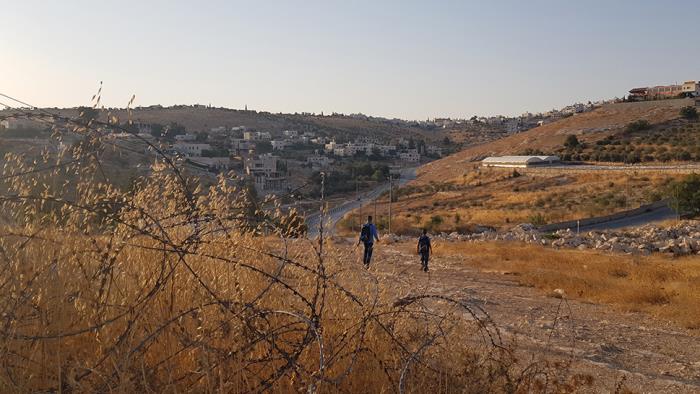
578,204,677,232
543,202,678,233
516,163,700,173
306,168,416,237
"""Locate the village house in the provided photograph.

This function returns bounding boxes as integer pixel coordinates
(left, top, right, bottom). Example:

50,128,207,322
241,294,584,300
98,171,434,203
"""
398,149,420,162
243,131,272,141
306,154,332,168
173,142,211,157
0,118,43,130
188,157,232,171
175,134,197,142
245,153,287,193
271,140,291,150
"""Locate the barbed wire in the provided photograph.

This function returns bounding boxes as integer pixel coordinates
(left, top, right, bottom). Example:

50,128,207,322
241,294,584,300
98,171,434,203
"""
0,91,587,392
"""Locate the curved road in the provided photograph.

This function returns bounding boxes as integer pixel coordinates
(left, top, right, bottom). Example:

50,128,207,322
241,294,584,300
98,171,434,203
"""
576,204,677,232
306,168,416,237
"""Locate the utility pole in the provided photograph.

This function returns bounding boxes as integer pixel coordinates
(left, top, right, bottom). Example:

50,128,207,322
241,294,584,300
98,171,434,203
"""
356,171,360,230
374,195,377,222
388,175,392,234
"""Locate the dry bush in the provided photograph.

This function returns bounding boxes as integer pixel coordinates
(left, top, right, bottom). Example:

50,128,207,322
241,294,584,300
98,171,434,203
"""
0,107,581,392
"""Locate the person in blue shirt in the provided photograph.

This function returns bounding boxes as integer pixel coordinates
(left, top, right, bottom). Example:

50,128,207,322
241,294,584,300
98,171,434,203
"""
357,215,379,268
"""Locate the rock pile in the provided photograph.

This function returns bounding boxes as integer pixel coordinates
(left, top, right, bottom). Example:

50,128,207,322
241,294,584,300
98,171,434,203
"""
381,221,700,256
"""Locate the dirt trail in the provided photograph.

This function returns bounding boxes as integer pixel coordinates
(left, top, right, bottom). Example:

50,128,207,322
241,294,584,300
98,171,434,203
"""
356,243,700,393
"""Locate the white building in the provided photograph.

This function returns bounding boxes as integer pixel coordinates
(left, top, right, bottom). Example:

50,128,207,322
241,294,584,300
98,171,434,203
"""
426,145,443,156
0,118,43,130
246,153,281,176
175,134,197,142
375,144,397,156
282,130,298,138
245,154,287,193
399,149,420,162
306,155,331,168
173,142,211,157
243,131,272,141
481,155,560,168
682,81,700,96
311,136,327,145
189,157,232,171
271,140,291,150
324,141,338,154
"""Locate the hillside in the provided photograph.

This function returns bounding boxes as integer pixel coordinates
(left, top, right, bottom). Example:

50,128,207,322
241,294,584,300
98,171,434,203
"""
0,106,442,143
418,98,694,183
336,99,698,234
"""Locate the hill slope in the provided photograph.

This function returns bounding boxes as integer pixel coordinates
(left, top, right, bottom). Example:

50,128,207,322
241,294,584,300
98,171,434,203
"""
418,98,693,183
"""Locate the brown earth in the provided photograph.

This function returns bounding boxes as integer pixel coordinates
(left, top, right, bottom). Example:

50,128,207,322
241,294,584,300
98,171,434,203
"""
345,239,700,393
418,99,694,183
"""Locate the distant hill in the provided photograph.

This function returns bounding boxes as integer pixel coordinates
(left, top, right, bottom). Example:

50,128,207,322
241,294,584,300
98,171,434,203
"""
0,106,443,143
418,98,694,183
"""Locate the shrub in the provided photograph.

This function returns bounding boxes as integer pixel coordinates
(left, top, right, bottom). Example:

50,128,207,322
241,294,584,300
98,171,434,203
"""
564,134,580,149
528,213,547,226
625,120,651,133
669,173,700,217
680,106,699,120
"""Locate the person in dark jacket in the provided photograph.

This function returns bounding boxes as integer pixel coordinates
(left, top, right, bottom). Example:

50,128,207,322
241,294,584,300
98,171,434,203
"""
417,229,432,272
357,216,379,268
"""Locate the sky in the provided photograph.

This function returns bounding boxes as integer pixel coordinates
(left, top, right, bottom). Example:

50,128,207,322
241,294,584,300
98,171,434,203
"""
1,0,699,120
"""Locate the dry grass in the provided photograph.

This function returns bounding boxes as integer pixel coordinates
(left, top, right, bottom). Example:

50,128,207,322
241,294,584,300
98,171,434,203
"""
433,241,700,330
338,168,681,235
0,109,593,392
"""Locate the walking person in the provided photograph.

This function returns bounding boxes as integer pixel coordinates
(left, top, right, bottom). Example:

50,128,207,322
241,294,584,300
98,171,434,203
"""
417,229,432,272
357,216,379,268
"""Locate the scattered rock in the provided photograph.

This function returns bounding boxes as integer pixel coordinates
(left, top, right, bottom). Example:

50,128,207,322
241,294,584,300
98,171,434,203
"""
381,220,700,257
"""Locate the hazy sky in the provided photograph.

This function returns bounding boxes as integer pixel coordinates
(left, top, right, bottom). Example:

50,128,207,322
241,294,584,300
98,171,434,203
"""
1,1,698,119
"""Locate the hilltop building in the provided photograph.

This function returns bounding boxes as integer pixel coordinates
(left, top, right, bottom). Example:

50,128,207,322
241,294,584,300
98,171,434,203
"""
629,81,700,100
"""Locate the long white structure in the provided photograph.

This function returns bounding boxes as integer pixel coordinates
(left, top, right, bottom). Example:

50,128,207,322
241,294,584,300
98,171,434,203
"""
481,155,560,168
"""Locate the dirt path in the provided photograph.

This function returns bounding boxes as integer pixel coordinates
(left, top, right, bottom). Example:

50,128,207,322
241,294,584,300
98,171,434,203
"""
359,243,700,393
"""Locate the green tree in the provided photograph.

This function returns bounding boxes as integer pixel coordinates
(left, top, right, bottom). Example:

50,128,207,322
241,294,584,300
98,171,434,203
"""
680,106,699,120
564,135,580,149
195,131,208,142
164,122,186,139
625,120,651,134
149,123,164,138
669,174,700,217
255,141,273,154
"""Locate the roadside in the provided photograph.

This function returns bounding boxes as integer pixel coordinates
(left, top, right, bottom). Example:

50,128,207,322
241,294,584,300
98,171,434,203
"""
350,240,700,392
305,167,416,237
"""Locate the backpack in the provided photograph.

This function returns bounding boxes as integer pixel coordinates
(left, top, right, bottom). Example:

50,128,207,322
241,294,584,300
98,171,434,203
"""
360,224,371,243
418,235,430,253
